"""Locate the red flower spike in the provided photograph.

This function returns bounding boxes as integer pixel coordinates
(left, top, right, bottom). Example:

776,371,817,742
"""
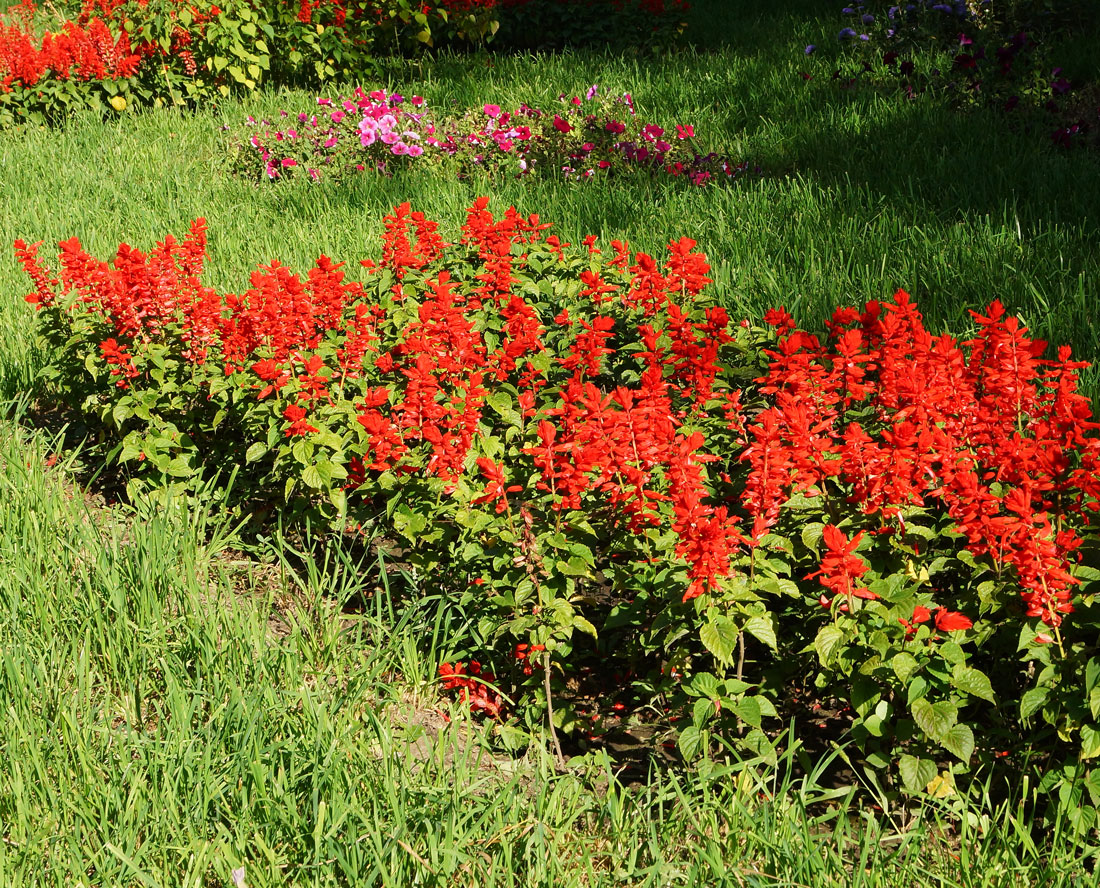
934,608,973,632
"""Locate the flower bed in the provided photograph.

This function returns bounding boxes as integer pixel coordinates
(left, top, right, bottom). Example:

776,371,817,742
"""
232,85,750,185
14,202,1100,812
0,0,496,124
805,0,1100,152
0,0,691,125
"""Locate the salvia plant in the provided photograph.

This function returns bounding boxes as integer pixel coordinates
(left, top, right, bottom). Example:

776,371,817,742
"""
13,201,1100,828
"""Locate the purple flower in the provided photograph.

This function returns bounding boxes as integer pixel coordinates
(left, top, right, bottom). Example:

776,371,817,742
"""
838,27,857,39
861,13,874,24
859,33,870,41
805,44,817,54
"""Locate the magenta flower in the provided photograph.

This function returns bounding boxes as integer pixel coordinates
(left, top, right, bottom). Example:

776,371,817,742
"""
675,124,694,139
484,104,501,118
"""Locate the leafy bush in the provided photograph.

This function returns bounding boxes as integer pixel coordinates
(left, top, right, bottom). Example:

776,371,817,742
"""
0,0,498,124
14,203,1100,825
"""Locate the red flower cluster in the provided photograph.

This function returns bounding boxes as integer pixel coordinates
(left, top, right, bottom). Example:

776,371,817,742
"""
898,605,973,637
16,209,1099,633
0,13,140,91
744,289,1099,626
438,660,502,717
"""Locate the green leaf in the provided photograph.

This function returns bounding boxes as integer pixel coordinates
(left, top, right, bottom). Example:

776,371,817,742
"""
864,713,885,737
898,755,938,795
939,641,965,664
685,672,719,699
677,726,706,761
891,652,920,684
814,624,844,668
941,723,975,762
572,615,598,639
328,486,345,513
555,556,591,577
699,614,738,667
951,665,996,703
1081,725,1100,760
1020,687,1049,720
245,441,267,463
911,698,957,741
1087,658,1100,694
801,522,825,551
733,696,762,728
744,614,777,653
301,465,322,489
393,506,428,540
851,676,880,718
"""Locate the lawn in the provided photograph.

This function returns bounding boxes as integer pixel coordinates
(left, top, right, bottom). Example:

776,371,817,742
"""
1,0,1099,884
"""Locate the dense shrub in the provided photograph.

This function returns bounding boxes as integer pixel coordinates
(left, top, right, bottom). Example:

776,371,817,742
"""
14,204,1100,826
0,0,497,124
